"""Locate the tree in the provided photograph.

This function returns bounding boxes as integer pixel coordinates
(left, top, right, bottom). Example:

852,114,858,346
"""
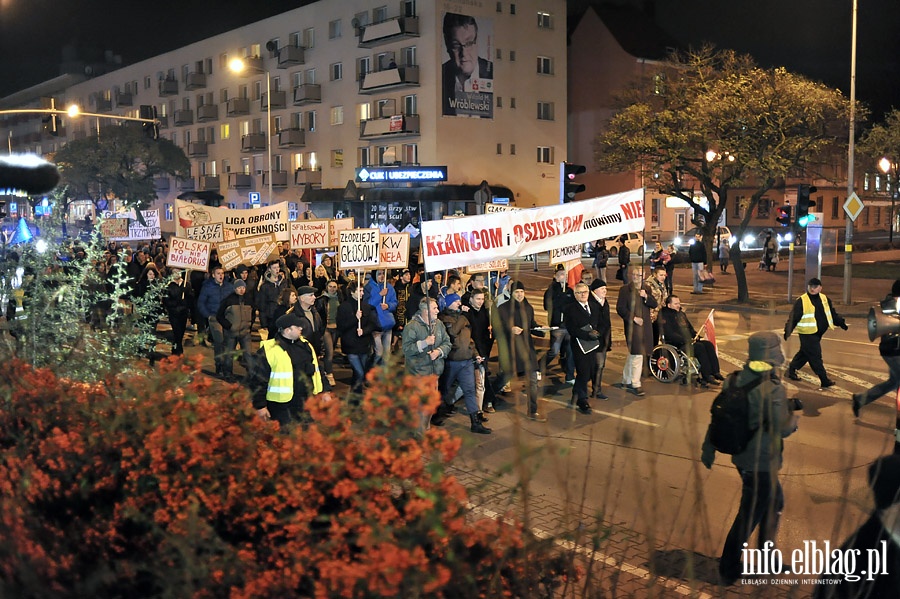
595,47,852,302
53,124,190,215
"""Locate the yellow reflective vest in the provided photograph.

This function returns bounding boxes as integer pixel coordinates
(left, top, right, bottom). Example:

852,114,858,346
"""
261,337,323,403
796,293,834,335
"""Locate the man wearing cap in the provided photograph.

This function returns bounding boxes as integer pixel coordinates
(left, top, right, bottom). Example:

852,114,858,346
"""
853,280,900,417
701,331,800,585
784,277,848,389
615,268,657,396
564,282,604,414
215,278,253,382
294,285,326,384
364,270,398,365
436,293,491,433
248,312,324,427
493,281,547,421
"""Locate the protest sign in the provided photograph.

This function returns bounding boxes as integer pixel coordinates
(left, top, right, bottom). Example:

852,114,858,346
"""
102,209,161,240
338,229,380,269
167,237,211,271
379,233,409,269
465,259,508,273
328,218,354,247
290,219,330,249
175,200,289,242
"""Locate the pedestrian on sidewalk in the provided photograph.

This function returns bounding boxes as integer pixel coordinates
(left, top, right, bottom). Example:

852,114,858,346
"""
853,279,900,417
784,277,848,389
718,238,730,273
689,232,707,294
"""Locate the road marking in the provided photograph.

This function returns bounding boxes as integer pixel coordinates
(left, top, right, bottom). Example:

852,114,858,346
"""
542,397,659,427
466,503,713,599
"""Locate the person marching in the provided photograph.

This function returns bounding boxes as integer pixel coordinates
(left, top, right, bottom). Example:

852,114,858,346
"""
784,277,848,389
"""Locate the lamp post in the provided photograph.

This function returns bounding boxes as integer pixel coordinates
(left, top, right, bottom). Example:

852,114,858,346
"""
879,156,896,247
229,58,273,204
843,0,858,305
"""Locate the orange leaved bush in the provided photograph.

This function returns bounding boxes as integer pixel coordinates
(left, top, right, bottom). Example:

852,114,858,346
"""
0,357,570,598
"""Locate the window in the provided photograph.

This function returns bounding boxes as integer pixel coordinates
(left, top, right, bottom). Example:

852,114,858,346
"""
497,2,502,12
496,96,502,108
358,102,371,122
537,101,554,120
875,207,882,225
332,149,344,167
378,145,395,165
831,196,839,219
219,53,229,70
291,112,302,129
403,94,417,115
864,207,870,225
307,111,316,132
496,143,502,155
305,68,316,84
289,31,302,47
294,153,305,170
330,62,343,81
509,50,516,61
238,84,249,99
273,116,282,134
536,146,552,163
303,27,315,49
510,144,516,155
239,120,250,136
329,19,342,39
308,152,318,170
537,11,552,28
206,127,215,143
253,81,262,101
402,143,417,165
402,45,416,66
734,196,744,219
510,97,516,109
496,48,502,60
373,5,387,22
292,72,303,87
330,106,344,126
144,76,151,89
241,158,250,175
757,199,771,219
250,43,261,58
358,56,371,79
354,11,370,27
537,56,553,75
359,146,372,167
220,88,229,103
273,155,283,172
181,64,190,82
222,159,231,173
510,4,516,15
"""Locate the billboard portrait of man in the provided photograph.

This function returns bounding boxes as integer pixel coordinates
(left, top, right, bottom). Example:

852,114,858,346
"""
441,12,494,119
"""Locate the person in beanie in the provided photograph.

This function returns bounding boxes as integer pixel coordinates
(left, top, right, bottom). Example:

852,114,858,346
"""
813,454,900,597
336,281,379,394
215,278,254,382
784,277,848,389
853,279,900,417
247,312,323,428
701,331,800,586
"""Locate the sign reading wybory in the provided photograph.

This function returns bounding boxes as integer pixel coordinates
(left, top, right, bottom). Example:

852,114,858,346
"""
421,189,645,271
175,200,289,242
290,219,330,249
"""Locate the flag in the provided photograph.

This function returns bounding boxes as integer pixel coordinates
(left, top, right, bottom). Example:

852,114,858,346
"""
567,262,584,290
703,309,717,356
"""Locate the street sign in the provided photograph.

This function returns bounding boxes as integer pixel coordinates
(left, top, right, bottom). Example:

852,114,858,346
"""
843,192,864,222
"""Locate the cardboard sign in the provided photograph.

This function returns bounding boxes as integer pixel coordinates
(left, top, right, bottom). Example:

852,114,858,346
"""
465,259,509,273
186,222,224,243
167,237,211,270
379,232,410,269
338,229,381,269
101,209,161,240
290,219,330,249
328,217,355,248
217,234,279,271
99,218,129,239
549,244,583,266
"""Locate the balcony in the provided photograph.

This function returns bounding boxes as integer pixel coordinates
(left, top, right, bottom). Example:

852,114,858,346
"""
188,141,208,157
261,90,287,110
241,133,266,152
173,109,194,126
196,104,219,122
185,72,207,90
115,92,133,107
153,177,170,191
359,114,420,140
278,128,306,148
264,171,289,188
358,16,419,48
292,84,321,106
198,175,219,190
358,65,419,94
157,115,169,129
239,55,264,75
227,97,251,116
95,98,113,112
294,169,322,186
276,45,305,68
228,173,253,188
158,78,178,96
178,178,196,191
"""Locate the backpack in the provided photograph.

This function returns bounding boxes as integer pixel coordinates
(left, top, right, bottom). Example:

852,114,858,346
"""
708,371,766,455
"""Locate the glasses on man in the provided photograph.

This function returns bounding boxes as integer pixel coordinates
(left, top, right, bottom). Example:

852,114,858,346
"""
449,40,477,54
574,291,590,295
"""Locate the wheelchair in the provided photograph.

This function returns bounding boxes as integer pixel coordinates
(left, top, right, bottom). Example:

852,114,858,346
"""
649,342,701,384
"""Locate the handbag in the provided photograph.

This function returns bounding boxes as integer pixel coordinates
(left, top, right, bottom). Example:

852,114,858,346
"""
615,265,625,281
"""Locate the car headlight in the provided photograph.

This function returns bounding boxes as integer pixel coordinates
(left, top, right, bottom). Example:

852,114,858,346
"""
743,234,754,246
783,232,793,242
674,236,683,246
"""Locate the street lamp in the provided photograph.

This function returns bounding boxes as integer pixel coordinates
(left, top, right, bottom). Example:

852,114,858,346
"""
229,57,273,204
879,156,896,247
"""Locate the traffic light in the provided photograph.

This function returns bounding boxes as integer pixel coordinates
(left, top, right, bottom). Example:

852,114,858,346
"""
776,205,792,227
559,162,586,203
796,184,817,228
139,105,159,140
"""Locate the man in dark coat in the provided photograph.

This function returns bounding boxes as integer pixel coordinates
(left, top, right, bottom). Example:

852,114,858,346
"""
335,281,379,393
688,232,708,294
543,268,575,383
784,277,847,389
492,281,546,421
615,268,657,396
564,281,607,414
659,295,723,388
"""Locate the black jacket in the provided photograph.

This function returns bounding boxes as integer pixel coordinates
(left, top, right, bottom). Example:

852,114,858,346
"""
659,306,695,349
564,297,611,353
543,280,573,327
464,304,494,359
336,298,379,355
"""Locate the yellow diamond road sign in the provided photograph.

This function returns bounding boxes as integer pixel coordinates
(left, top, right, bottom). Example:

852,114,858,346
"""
843,192,865,222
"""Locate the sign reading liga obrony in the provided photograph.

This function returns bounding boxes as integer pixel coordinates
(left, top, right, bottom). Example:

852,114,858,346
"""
175,200,289,242
421,189,645,272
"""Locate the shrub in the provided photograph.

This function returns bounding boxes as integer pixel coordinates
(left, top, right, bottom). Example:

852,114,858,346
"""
0,357,572,598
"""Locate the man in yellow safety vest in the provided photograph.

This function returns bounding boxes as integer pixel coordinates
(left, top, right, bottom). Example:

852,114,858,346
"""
784,277,848,390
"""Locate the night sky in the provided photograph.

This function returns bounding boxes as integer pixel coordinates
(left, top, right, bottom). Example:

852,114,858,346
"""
1,0,898,120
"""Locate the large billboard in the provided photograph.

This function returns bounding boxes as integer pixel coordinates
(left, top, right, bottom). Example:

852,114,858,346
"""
441,12,494,119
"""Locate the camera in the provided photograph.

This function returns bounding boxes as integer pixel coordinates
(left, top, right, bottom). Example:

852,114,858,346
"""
789,397,803,412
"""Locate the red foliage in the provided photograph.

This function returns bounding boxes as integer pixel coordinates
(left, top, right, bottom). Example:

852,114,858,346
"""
0,358,571,598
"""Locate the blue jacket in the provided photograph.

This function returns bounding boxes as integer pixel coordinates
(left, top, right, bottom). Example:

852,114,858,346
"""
198,278,235,319
364,276,398,330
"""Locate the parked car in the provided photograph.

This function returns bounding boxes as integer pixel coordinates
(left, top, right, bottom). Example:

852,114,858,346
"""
673,226,732,250
583,232,646,258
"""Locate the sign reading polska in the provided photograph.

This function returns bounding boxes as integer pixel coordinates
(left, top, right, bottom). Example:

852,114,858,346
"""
338,229,381,269
421,189,645,272
167,237,211,271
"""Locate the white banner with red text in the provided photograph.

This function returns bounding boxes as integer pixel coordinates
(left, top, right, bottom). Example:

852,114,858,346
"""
421,189,645,272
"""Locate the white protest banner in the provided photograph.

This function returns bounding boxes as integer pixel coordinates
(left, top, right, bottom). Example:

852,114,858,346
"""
186,223,224,243
485,204,518,213
175,200,289,242
167,237,211,271
290,219,330,249
465,259,508,273
338,229,381,269
421,189,644,272
102,209,161,240
549,244,582,266
218,234,279,270
379,233,410,269
328,218,355,248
